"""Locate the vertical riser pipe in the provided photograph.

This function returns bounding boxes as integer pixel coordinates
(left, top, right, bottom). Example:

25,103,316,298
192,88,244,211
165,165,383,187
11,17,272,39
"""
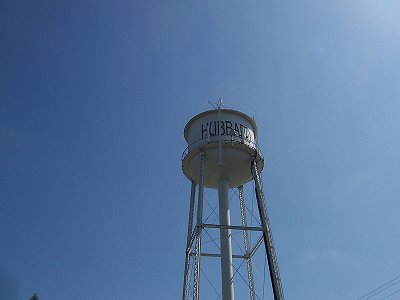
218,178,235,300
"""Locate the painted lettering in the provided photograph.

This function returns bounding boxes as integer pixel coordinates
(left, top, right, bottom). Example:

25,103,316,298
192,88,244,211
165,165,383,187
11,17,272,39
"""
201,124,208,139
209,121,216,136
200,120,252,141
234,123,239,136
239,124,244,138
220,120,225,136
225,121,233,135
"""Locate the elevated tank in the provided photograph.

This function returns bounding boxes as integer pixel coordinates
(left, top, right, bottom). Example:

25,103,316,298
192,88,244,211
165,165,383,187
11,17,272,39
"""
182,108,264,188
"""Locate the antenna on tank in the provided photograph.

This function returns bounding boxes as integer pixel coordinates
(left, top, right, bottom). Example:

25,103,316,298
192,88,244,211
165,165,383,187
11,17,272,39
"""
217,97,224,109
208,97,230,110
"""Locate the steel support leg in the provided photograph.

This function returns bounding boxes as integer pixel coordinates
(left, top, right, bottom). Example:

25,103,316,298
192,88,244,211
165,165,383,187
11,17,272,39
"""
252,159,285,300
238,186,256,300
193,151,205,300
183,181,197,300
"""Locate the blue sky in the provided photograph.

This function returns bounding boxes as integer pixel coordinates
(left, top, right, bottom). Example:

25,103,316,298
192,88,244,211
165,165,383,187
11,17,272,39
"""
1,1,400,299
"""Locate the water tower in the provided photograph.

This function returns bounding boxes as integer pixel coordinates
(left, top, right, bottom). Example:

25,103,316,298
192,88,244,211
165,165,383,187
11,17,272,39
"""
181,101,284,300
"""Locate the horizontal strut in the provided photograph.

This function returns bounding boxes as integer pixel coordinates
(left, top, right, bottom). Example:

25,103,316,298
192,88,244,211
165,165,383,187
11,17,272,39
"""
202,223,266,232
190,252,246,259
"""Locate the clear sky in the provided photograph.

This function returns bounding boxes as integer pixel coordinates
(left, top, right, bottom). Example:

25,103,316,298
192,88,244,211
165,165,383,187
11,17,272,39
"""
1,1,400,299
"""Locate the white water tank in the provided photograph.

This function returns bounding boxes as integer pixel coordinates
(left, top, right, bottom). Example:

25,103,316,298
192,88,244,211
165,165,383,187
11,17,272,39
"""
182,109,264,188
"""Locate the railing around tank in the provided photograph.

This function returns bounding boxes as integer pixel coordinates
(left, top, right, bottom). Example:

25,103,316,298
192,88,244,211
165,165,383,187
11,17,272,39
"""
181,136,264,162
